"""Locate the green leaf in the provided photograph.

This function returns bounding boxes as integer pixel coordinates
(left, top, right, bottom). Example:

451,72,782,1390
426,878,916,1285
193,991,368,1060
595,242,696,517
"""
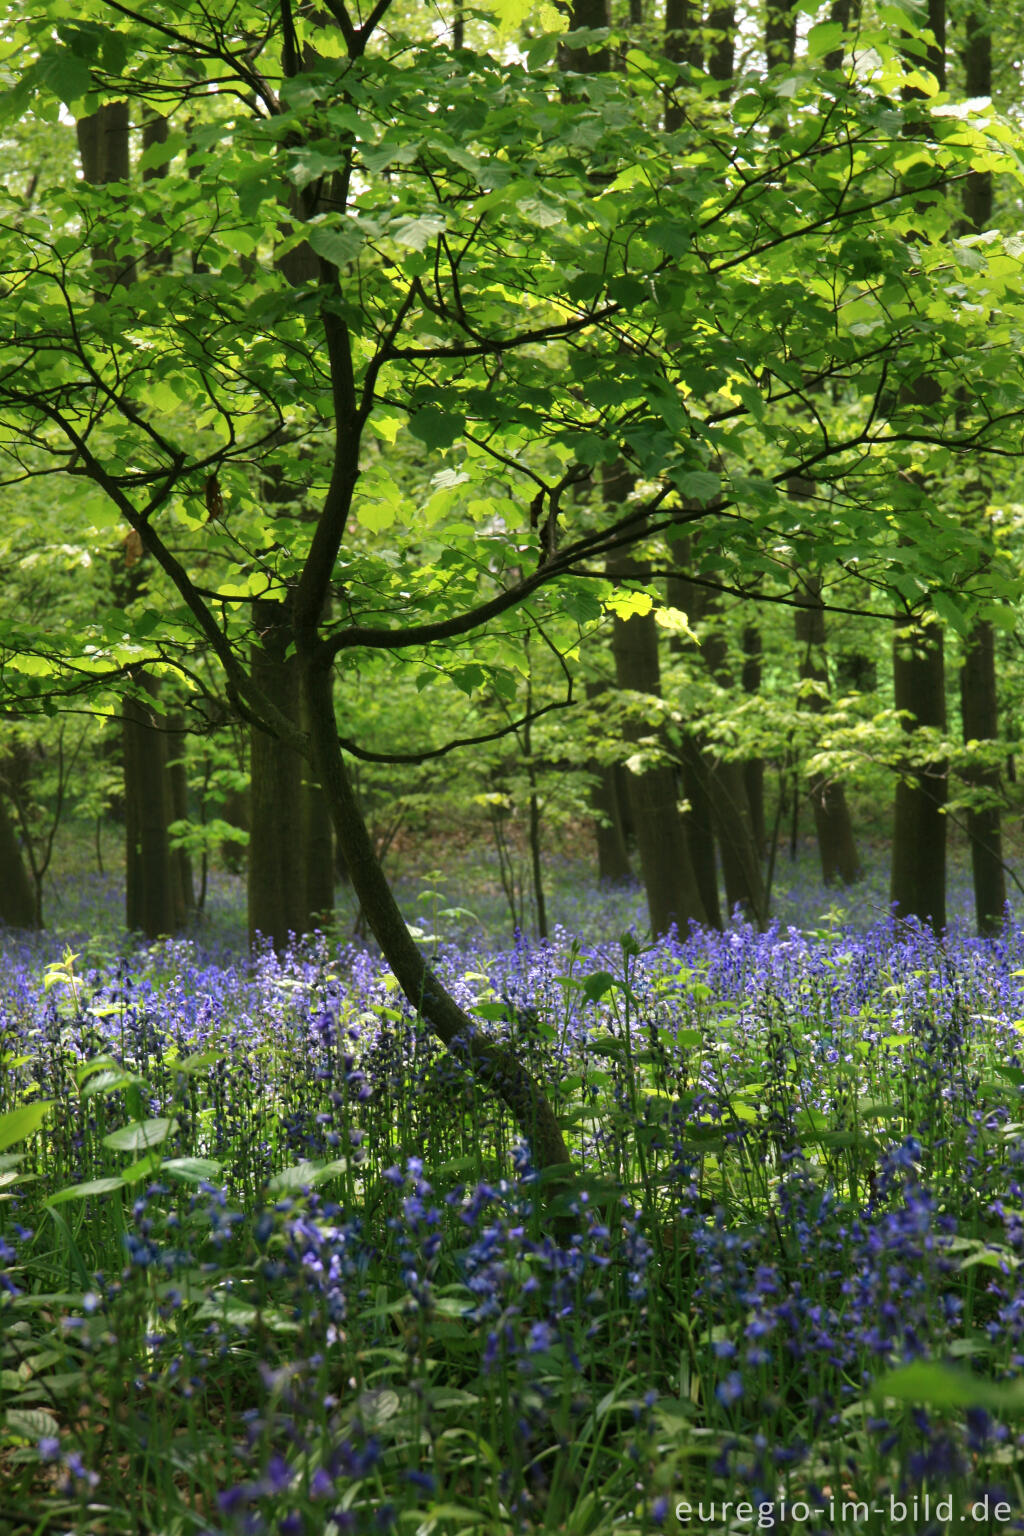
671,470,721,506
267,1158,349,1194
4,1407,60,1443
873,1360,1024,1413
102,1117,177,1154
390,214,445,251
806,21,844,60
308,223,364,267
582,971,616,1002
39,48,94,108
408,407,465,449
46,1177,126,1207
160,1157,224,1185
0,1102,52,1152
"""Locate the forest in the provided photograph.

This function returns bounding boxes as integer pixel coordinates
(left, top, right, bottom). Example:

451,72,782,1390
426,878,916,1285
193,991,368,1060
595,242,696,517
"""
4,0,1024,1531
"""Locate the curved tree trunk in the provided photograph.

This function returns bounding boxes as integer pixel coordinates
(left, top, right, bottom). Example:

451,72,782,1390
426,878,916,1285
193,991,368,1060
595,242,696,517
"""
302,659,572,1179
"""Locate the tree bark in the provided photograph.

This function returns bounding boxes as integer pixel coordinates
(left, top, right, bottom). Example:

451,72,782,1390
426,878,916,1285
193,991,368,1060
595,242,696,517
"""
957,8,1005,936
610,597,707,936
960,622,1005,933
692,602,768,927
890,0,948,934
707,3,735,81
124,675,181,938
741,624,766,853
890,616,947,931
794,581,861,886
166,711,195,915
586,680,632,882
302,659,572,1179
75,102,134,289
248,598,305,949
561,0,611,73
0,792,39,929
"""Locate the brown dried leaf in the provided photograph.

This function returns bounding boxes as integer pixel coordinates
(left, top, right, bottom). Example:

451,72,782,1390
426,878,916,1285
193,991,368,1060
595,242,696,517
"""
205,475,224,521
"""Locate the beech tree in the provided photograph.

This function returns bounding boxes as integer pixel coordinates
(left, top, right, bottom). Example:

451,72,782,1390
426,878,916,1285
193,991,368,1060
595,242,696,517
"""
2,0,1024,1175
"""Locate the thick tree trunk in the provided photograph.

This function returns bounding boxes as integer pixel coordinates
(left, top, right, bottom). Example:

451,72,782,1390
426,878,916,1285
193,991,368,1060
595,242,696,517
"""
609,554,707,937
75,102,134,289
696,611,768,927
890,2,948,933
707,3,735,81
124,675,181,938
561,0,611,72
0,793,39,929
678,736,721,928
794,583,861,886
890,617,947,931
765,0,797,67
611,605,707,936
301,651,335,928
248,598,305,948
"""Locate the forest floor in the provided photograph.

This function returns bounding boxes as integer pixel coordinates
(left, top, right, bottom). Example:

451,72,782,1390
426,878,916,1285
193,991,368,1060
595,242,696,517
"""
3,832,1024,1532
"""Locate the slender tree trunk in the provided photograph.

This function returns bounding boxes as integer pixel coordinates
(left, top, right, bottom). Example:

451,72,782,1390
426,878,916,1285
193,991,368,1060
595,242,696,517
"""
957,9,1005,936
248,598,305,948
960,623,1005,933
124,675,180,937
794,580,861,886
302,659,572,1178
741,624,766,853
824,0,859,70
586,680,632,882
166,711,195,915
75,102,134,287
666,568,722,927
0,793,39,929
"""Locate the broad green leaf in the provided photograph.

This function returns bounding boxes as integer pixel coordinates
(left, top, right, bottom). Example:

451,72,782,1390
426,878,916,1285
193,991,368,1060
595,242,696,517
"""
408,407,464,449
267,1158,349,1194
102,1118,177,1154
46,1177,126,1207
873,1361,1024,1413
0,1103,52,1152
160,1157,224,1185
